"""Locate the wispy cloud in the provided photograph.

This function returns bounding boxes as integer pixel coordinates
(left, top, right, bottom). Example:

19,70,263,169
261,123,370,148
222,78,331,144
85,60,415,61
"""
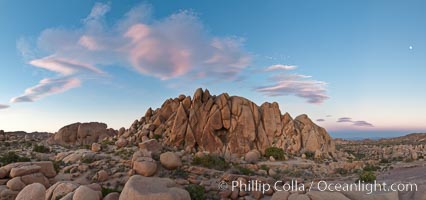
0,104,9,109
256,72,329,104
337,117,374,127
29,56,105,76
316,119,325,122
264,64,297,71
11,77,81,102
337,117,353,123
13,2,251,102
353,121,374,127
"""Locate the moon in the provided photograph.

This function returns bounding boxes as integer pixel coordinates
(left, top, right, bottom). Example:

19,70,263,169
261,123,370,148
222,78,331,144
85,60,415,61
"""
409,46,413,50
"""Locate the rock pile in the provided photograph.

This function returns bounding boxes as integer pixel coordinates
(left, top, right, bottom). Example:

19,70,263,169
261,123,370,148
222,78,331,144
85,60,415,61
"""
0,161,56,199
120,88,335,157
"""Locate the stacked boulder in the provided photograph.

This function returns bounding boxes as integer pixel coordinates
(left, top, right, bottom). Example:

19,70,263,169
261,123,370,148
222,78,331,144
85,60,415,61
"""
0,161,56,199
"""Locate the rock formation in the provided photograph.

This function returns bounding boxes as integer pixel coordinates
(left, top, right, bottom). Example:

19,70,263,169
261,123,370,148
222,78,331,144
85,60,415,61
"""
48,122,116,145
124,88,335,157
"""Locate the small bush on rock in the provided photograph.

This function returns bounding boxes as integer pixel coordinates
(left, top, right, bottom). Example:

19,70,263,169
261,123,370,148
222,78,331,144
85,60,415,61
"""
358,170,376,183
192,154,229,171
171,168,189,179
304,151,315,160
32,144,50,153
265,147,285,160
237,166,255,176
0,152,30,165
185,184,205,200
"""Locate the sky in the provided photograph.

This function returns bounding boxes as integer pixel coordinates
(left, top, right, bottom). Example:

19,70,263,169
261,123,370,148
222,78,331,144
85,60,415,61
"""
0,0,425,138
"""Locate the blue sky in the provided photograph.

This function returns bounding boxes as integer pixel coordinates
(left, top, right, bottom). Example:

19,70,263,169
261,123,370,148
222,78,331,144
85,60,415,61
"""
0,0,425,138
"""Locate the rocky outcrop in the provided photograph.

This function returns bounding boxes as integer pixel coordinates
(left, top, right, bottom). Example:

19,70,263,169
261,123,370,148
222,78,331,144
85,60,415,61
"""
124,88,335,157
48,122,116,145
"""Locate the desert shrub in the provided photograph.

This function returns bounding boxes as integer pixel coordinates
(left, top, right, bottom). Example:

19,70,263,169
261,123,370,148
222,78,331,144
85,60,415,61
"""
335,168,348,175
237,166,255,176
358,170,376,183
260,165,269,171
114,149,134,160
0,152,30,165
100,140,115,146
363,164,380,171
81,156,95,164
304,151,315,160
52,160,64,173
101,187,121,197
379,158,390,164
185,184,205,200
265,147,285,160
32,144,50,153
171,168,189,179
192,155,229,171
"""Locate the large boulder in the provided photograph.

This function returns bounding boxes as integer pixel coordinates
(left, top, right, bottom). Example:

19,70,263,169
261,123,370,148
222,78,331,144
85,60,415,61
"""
48,122,116,145
6,177,26,191
15,183,46,200
73,185,101,200
124,88,335,156
244,150,261,164
45,182,79,200
160,152,182,170
133,159,157,177
119,175,190,200
10,165,41,178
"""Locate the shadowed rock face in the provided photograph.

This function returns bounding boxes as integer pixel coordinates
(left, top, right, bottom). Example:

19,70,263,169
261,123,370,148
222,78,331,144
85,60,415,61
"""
130,88,335,156
48,122,116,145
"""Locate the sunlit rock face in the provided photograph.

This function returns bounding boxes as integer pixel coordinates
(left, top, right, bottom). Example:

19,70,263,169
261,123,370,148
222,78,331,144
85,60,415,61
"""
125,88,335,157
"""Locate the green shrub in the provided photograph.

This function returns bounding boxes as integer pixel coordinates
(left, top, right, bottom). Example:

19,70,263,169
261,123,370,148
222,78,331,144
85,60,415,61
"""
171,168,189,179
32,144,50,153
265,147,285,160
101,140,115,146
192,155,229,171
0,152,30,165
363,164,380,171
101,187,120,197
185,184,205,200
237,166,255,176
304,151,315,160
81,156,95,164
114,149,135,160
260,165,269,171
358,170,376,183
52,160,64,173
335,168,348,175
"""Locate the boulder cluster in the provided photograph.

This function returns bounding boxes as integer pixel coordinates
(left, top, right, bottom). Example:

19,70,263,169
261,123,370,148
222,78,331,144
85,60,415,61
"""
0,161,56,199
120,88,335,157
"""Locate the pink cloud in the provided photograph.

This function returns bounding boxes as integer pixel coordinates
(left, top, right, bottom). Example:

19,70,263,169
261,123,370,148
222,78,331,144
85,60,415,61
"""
24,3,250,82
11,77,81,103
256,73,329,104
29,56,104,76
264,64,297,71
